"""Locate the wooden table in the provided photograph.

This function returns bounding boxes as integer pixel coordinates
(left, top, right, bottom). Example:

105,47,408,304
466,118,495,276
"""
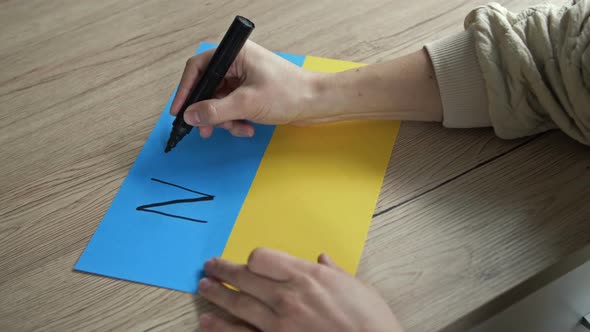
1,0,588,331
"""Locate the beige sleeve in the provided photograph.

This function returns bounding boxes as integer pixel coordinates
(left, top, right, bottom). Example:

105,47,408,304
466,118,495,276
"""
426,1,590,146
425,28,491,128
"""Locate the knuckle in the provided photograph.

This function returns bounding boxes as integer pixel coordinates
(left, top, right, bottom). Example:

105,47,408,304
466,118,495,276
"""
200,102,217,124
294,273,314,293
305,264,330,283
214,260,228,275
231,292,248,308
309,264,325,279
227,266,241,282
243,91,254,105
207,257,219,271
274,290,301,314
236,90,254,107
215,261,237,281
185,56,196,67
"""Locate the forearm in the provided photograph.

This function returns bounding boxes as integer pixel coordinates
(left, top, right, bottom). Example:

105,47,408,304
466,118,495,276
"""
302,1,589,147
302,49,443,124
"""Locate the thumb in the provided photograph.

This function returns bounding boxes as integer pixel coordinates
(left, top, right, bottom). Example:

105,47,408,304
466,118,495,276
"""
184,90,253,126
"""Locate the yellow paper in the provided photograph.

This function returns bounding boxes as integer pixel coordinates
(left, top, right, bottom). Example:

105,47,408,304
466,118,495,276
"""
221,56,400,274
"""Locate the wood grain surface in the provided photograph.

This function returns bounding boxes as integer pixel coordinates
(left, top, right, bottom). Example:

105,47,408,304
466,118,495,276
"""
1,0,588,331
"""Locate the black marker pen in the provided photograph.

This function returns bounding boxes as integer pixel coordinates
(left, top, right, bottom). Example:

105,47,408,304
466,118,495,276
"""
165,16,255,153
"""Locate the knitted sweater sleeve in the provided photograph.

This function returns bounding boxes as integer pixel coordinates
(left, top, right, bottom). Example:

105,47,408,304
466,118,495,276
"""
425,1,590,145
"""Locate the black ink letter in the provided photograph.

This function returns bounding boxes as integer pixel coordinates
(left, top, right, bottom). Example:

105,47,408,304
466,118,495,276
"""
136,178,214,223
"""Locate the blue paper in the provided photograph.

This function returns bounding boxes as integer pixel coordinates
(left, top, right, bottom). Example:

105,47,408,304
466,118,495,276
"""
75,43,305,293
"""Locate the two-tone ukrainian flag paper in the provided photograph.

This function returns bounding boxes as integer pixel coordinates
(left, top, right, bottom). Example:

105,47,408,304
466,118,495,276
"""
75,43,400,292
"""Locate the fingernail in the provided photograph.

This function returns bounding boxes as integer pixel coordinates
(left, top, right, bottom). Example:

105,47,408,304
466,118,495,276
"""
199,278,211,291
200,313,212,327
185,110,200,125
236,127,254,138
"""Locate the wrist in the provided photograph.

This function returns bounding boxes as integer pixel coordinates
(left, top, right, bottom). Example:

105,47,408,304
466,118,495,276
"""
293,70,336,124
298,66,394,124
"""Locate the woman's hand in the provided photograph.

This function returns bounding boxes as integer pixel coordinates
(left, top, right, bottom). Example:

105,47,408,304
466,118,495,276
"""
198,248,404,332
172,40,442,138
171,41,317,138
